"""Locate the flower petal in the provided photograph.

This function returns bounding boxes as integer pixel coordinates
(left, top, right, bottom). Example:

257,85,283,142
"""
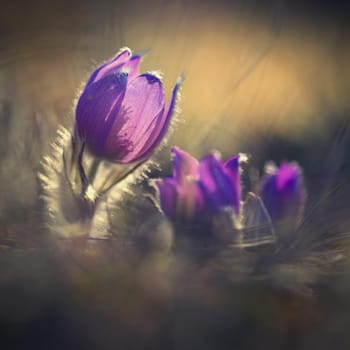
87,48,133,85
276,163,301,190
199,154,240,213
130,77,181,162
120,55,141,81
176,179,206,221
259,162,306,223
172,147,199,183
104,73,165,163
224,155,241,212
156,177,205,222
76,72,128,157
151,76,182,146
156,178,178,220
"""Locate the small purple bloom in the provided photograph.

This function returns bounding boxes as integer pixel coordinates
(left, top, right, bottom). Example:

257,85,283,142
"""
259,162,306,223
156,147,205,222
75,48,180,163
156,148,241,222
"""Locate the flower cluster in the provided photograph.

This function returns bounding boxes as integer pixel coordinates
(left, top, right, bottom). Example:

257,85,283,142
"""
43,45,308,246
155,147,240,222
156,147,306,245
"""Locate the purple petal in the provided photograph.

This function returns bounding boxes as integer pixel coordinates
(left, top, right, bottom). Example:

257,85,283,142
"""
95,54,141,84
76,73,128,157
172,147,199,183
224,155,239,177
151,77,181,145
156,177,205,222
87,48,133,85
120,55,141,81
105,48,132,65
156,178,178,220
104,73,165,163
199,154,240,214
259,162,306,222
176,180,206,221
127,76,182,163
224,155,241,211
276,163,300,190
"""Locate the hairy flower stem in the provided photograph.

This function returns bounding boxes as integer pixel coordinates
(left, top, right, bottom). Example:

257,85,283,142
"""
69,134,80,188
77,142,89,195
87,158,101,185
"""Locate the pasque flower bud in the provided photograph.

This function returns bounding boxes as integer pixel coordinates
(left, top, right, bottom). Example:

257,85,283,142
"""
259,162,306,224
75,48,180,163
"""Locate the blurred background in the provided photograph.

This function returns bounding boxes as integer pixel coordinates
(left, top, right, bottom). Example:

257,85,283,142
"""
0,0,350,348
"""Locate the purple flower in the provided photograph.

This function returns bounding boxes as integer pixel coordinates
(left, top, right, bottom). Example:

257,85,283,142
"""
156,148,241,222
156,148,307,247
259,162,306,224
156,148,205,222
75,47,180,163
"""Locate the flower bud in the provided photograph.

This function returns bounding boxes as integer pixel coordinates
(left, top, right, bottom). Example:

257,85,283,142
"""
259,162,306,224
156,147,205,222
76,48,180,164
